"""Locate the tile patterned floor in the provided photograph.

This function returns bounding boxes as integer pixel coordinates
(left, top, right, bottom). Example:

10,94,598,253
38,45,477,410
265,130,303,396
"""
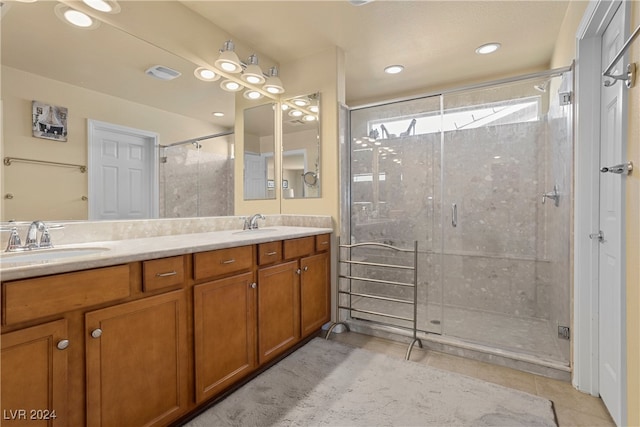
328,331,615,427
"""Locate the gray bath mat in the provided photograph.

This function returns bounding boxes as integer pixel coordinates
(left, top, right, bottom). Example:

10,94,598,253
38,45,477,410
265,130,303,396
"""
183,337,557,426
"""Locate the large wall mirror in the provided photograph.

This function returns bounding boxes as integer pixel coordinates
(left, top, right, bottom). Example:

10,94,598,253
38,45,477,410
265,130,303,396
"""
1,1,236,221
282,92,321,199
243,103,276,200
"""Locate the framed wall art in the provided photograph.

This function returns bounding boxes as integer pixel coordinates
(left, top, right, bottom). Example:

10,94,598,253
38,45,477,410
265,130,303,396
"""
32,101,67,141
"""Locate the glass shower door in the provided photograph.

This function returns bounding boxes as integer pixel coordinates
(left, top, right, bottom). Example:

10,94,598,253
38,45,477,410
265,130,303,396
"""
440,74,571,363
348,95,443,335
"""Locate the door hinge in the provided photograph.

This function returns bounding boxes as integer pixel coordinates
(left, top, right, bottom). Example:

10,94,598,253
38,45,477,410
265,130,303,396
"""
558,326,570,340
559,91,572,106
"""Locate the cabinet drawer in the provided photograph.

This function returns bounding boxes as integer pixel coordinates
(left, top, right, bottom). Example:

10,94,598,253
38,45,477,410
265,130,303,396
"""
258,241,282,265
143,255,185,292
315,233,331,252
194,246,253,280
283,236,315,259
3,265,131,325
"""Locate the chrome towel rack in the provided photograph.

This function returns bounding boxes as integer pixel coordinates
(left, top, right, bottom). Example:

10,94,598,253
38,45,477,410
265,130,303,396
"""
4,157,87,173
603,24,640,88
326,240,423,360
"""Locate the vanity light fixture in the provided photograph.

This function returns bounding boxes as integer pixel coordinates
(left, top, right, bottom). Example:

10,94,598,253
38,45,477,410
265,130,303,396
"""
384,65,404,74
220,79,243,92
292,97,310,107
243,89,263,100
241,54,266,85
475,42,501,55
303,115,316,122
308,105,319,113
263,67,285,94
215,40,242,73
194,67,219,81
288,109,304,118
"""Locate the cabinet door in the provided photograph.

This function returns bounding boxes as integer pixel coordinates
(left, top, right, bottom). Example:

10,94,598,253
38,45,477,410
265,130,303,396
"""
1,319,68,427
257,260,300,364
85,291,188,427
194,272,256,403
300,252,331,338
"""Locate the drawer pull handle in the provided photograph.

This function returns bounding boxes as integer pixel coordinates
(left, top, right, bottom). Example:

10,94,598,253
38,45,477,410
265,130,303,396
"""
266,251,277,256
156,271,177,277
221,259,236,264
91,328,102,339
57,339,70,350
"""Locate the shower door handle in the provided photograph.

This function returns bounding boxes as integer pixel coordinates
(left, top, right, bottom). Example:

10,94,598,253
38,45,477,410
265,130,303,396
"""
451,203,457,227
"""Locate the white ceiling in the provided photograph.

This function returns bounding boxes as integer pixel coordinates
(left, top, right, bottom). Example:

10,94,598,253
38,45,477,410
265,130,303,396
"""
183,0,571,105
1,0,571,127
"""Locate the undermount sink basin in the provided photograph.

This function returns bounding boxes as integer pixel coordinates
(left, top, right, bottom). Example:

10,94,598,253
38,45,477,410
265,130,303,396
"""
231,228,277,235
0,247,110,265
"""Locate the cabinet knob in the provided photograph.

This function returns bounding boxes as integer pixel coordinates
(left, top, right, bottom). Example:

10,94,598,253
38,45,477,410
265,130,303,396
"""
296,268,301,275
303,266,309,272
56,339,70,350
91,328,103,339
250,282,257,289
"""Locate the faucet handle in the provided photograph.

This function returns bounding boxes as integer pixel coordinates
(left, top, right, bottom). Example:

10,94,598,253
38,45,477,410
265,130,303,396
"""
4,227,22,251
241,216,250,230
39,227,53,248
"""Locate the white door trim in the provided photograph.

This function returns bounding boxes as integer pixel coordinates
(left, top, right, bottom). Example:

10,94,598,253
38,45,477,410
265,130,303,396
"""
87,119,159,220
574,1,629,423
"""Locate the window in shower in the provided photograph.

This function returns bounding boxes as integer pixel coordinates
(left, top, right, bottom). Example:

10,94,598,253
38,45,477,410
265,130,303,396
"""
345,72,572,366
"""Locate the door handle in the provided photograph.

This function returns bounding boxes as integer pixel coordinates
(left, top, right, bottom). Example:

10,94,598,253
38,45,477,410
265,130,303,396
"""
451,203,457,228
589,230,604,242
600,161,633,175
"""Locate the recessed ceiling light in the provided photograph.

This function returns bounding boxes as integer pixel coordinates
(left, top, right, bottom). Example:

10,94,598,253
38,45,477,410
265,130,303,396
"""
384,65,404,74
212,112,225,117
475,43,501,55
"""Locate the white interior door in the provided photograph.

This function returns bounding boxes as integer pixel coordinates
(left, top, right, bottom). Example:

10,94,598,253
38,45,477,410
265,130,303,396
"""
244,152,268,199
598,4,627,425
88,120,158,220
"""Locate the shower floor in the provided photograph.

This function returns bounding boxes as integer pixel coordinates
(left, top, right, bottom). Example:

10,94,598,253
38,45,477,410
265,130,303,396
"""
346,297,569,366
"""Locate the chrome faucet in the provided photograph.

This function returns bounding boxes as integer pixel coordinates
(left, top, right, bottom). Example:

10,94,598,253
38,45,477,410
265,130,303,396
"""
244,214,265,230
25,220,53,249
2,220,59,252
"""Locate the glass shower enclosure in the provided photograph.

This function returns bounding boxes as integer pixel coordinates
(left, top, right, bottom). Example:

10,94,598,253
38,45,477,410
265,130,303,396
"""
343,69,572,366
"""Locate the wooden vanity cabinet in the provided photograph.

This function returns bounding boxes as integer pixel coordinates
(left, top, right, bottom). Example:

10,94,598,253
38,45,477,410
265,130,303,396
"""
257,260,301,365
300,251,331,338
193,271,257,403
1,319,68,427
1,233,331,426
85,290,189,427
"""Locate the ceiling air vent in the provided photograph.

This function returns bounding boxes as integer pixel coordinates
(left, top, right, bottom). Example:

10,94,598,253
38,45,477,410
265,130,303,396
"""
145,65,181,81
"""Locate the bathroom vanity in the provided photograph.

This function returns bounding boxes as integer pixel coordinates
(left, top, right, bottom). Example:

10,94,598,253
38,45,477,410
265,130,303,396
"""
0,223,332,426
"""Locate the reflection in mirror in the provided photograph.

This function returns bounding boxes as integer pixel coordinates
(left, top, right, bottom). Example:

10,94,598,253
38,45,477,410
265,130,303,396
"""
160,132,235,217
282,92,321,199
1,1,235,221
243,103,276,200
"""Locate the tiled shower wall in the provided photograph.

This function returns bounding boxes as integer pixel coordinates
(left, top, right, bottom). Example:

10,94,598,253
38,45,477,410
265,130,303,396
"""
159,145,234,218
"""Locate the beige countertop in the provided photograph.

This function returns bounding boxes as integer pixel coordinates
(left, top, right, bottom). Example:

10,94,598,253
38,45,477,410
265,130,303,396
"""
0,226,333,282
